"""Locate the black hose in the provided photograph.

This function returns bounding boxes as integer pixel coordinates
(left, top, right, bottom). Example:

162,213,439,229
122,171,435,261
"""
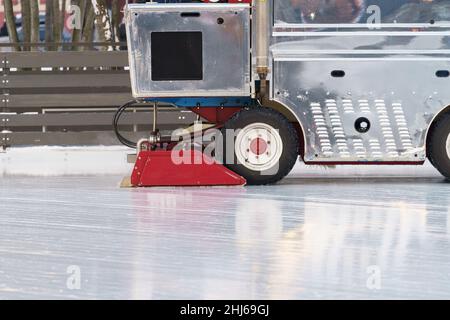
113,99,143,149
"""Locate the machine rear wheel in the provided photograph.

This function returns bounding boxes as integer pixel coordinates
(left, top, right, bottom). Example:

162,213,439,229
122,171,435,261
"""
428,113,450,180
220,107,299,185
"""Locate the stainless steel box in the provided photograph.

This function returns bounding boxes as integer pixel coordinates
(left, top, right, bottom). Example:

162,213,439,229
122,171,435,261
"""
126,3,251,98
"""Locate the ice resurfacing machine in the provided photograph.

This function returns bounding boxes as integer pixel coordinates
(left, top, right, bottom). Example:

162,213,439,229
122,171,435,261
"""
120,0,450,186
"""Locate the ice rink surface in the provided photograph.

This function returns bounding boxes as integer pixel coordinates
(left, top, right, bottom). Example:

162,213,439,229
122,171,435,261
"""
1,149,450,299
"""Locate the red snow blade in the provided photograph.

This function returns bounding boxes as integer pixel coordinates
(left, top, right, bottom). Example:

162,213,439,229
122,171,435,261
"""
130,150,246,187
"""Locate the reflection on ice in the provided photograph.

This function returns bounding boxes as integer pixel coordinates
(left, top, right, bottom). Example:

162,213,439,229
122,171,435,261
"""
0,175,449,299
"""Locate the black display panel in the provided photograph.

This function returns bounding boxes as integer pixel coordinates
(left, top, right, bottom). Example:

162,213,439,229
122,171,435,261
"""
151,31,203,81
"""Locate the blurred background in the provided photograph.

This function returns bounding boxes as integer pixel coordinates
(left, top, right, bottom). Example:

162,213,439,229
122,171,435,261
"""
0,0,198,150
0,0,131,52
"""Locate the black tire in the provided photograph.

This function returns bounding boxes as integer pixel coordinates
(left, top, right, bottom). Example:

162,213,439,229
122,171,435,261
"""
428,113,450,180
220,107,299,185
